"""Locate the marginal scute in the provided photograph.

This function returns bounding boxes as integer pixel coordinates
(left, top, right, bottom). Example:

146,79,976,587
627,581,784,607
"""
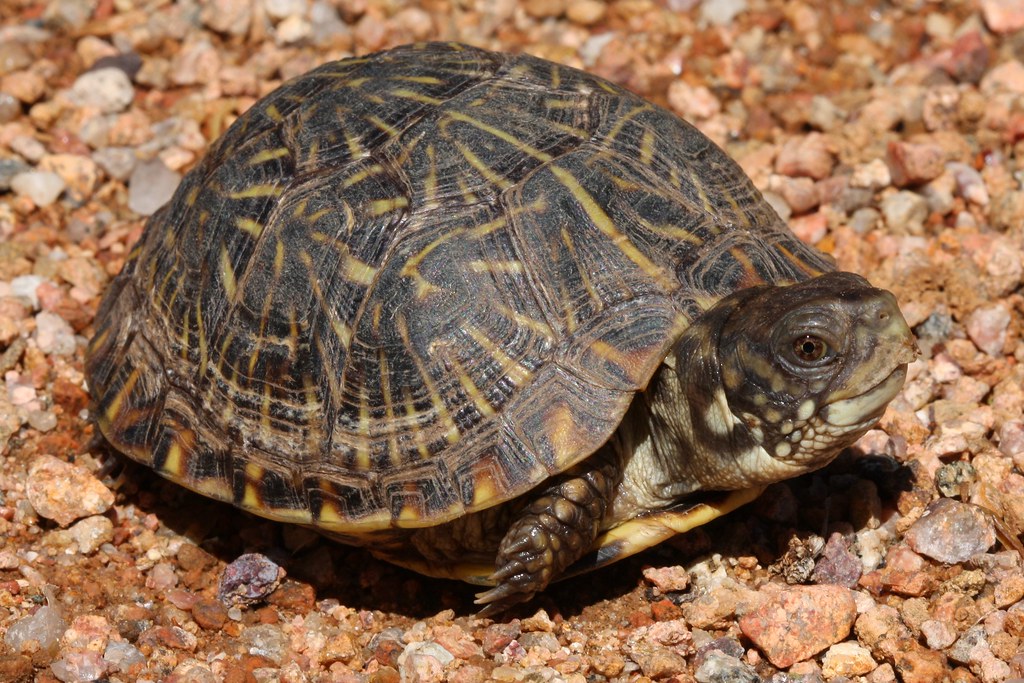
86,42,836,535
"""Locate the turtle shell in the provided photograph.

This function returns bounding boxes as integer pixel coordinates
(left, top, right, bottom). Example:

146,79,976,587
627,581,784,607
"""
86,42,833,535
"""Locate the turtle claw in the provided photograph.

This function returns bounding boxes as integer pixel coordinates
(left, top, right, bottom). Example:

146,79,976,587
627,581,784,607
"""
474,582,535,617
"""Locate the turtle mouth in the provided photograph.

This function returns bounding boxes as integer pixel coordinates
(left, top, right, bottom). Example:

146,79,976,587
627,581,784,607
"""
821,364,908,428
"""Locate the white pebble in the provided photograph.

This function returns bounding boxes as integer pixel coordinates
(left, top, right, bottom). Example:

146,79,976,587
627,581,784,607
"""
700,0,747,26
264,0,308,20
128,158,181,216
69,67,135,114
35,311,77,356
9,274,46,309
10,170,66,206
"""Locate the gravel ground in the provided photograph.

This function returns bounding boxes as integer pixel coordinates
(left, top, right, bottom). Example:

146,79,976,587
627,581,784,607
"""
2,0,1024,681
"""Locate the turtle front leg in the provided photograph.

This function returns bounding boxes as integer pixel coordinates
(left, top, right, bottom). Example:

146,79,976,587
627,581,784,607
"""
475,461,617,615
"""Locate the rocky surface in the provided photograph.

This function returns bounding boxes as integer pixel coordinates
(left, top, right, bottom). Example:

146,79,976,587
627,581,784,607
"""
1,0,1024,681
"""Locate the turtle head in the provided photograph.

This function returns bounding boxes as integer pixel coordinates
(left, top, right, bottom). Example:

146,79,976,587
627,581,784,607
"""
717,271,916,480
661,271,917,493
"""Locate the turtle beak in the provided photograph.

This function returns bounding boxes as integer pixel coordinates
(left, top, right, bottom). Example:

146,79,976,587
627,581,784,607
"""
821,290,918,427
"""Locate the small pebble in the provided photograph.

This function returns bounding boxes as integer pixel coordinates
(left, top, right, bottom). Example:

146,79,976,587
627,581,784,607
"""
694,650,758,683
810,532,861,587
700,0,747,27
4,602,66,653
10,275,46,310
887,141,945,186
68,515,114,554
965,303,1010,357
981,0,1024,34
775,133,834,180
821,642,877,678
218,553,286,605
0,156,31,191
35,311,77,356
10,170,66,206
643,565,690,593
38,154,100,202
398,641,455,682
920,619,957,650
904,498,996,564
566,0,606,25
68,67,135,114
92,147,137,181
200,0,252,35
880,190,928,235
26,455,115,527
241,623,288,664
127,158,181,216
103,640,146,672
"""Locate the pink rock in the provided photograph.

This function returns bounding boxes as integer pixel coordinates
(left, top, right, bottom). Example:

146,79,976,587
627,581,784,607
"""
965,303,1011,357
790,212,828,244
642,565,690,593
775,133,835,180
738,586,856,668
981,59,1024,95
981,0,1024,34
887,141,945,186
905,498,996,564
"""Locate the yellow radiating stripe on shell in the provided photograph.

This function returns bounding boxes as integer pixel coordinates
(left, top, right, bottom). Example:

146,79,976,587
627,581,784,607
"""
443,110,552,163
423,144,438,205
104,367,141,425
242,462,263,509
634,215,703,244
264,104,283,122
448,354,495,419
364,114,401,138
341,164,384,188
162,441,184,477
235,217,264,237
397,315,460,445
603,104,648,144
369,197,409,216
454,140,512,191
463,324,532,387
229,184,284,199
544,98,579,109
273,240,285,277
344,126,363,158
549,165,673,289
261,383,273,431
639,129,655,167
220,245,237,300
390,75,444,85
196,298,209,376
355,385,371,471
345,256,378,286
390,88,444,105
402,386,433,460
248,147,290,165
468,260,523,274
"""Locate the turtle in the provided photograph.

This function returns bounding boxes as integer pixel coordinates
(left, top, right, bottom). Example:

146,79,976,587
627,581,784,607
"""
85,42,917,614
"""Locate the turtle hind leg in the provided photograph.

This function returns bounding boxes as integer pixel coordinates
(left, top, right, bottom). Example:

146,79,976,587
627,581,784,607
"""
475,464,617,616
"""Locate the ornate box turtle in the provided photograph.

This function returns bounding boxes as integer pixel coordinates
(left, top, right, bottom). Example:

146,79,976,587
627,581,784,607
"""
86,42,917,613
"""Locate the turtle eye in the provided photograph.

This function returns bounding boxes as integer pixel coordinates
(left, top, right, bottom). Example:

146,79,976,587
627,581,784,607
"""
793,335,829,363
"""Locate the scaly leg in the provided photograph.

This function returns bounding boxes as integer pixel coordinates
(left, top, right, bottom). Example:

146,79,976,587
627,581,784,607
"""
475,458,618,615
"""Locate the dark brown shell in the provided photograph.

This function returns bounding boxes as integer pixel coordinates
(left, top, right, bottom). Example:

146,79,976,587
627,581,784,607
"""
85,42,832,533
